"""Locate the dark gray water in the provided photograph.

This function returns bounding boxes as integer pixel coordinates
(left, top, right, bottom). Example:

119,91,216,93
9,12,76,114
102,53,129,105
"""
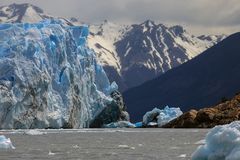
0,129,208,160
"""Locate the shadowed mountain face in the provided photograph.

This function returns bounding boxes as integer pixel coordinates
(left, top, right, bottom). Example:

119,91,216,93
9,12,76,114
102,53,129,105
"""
123,32,240,122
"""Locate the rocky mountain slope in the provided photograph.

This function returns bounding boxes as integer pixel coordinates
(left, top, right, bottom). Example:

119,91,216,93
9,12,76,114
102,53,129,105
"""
89,20,225,91
163,93,240,128
0,3,225,91
123,32,240,122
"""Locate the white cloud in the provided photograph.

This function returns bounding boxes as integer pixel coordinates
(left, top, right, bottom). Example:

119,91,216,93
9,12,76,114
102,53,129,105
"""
1,0,240,35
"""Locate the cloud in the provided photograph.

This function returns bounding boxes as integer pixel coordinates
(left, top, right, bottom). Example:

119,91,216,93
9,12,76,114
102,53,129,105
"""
1,0,240,34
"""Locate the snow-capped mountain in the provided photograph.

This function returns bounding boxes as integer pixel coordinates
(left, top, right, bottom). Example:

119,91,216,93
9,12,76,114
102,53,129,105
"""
0,3,48,23
89,20,225,91
0,3,73,25
123,32,240,121
0,3,226,92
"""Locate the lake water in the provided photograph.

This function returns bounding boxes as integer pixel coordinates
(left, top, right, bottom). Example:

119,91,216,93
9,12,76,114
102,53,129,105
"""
0,129,209,160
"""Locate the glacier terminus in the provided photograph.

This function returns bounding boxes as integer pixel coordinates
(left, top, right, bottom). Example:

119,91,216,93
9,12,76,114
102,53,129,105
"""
0,19,129,129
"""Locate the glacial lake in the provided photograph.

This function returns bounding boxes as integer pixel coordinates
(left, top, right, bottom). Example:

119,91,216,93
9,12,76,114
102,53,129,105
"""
0,129,209,160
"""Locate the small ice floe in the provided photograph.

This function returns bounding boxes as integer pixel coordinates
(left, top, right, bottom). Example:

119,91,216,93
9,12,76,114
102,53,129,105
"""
138,144,143,147
178,154,187,158
104,121,136,128
148,122,158,127
192,121,240,160
118,145,129,149
0,135,15,149
118,145,135,150
134,122,143,128
194,139,206,145
48,150,56,156
24,130,46,135
72,145,80,149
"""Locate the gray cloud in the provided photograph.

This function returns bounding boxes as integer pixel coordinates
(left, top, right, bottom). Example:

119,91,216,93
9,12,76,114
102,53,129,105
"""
1,0,240,34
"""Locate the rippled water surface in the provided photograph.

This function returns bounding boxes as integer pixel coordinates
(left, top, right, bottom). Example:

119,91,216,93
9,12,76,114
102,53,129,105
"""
0,129,209,160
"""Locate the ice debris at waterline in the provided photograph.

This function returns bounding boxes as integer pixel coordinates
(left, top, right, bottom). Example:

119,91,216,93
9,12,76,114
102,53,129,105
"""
0,135,15,149
24,130,46,135
192,121,240,160
0,19,128,129
104,121,135,128
143,106,183,127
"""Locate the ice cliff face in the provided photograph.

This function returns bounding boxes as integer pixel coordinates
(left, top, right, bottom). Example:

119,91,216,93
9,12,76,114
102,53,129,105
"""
0,19,128,129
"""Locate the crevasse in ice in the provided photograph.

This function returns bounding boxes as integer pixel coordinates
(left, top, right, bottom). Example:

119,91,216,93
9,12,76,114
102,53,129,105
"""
143,106,183,127
0,19,121,129
192,121,240,160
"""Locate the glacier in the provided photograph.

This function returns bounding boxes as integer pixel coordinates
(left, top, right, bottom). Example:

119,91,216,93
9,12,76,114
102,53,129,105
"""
192,121,240,160
0,19,128,129
142,106,183,127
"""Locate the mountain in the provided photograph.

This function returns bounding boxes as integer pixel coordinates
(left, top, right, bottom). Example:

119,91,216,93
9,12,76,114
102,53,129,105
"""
0,3,225,92
123,32,240,122
0,20,128,129
0,3,48,23
0,3,73,25
88,20,225,91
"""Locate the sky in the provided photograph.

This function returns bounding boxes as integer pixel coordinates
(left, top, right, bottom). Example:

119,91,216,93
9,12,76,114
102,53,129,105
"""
1,0,240,35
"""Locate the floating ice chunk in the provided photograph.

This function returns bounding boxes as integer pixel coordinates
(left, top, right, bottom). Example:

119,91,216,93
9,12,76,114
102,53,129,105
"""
0,135,15,149
134,122,143,128
143,106,183,127
194,139,206,145
104,121,135,128
24,130,46,135
178,154,187,158
118,145,130,149
138,144,143,147
48,150,56,156
118,144,135,150
192,121,240,160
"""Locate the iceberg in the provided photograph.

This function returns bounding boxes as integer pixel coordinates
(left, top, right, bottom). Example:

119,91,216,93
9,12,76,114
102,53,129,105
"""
143,106,183,127
192,121,240,160
0,19,128,129
0,135,15,149
104,121,135,128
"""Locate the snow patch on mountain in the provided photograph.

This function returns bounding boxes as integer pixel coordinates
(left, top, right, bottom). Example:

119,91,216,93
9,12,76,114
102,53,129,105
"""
88,20,131,74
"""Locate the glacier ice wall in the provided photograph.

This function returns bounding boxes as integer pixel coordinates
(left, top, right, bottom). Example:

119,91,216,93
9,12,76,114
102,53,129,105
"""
0,19,126,129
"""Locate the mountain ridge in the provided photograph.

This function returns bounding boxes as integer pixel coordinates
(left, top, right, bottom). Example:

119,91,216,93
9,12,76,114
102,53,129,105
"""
89,20,225,91
123,32,240,122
